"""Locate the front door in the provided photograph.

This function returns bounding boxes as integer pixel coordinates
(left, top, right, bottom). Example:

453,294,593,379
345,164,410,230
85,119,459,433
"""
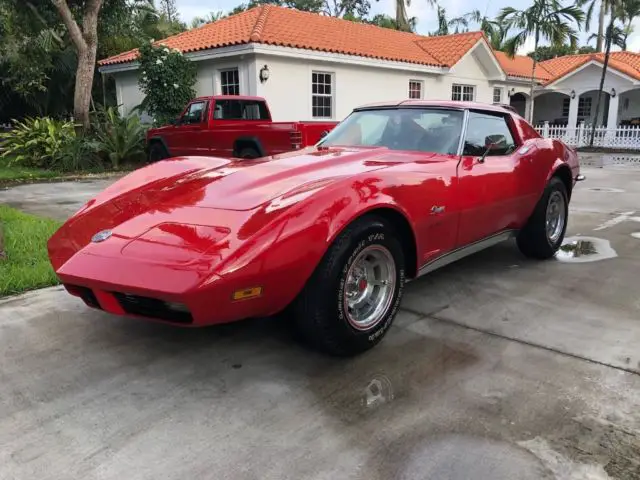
456,110,524,247
168,100,208,157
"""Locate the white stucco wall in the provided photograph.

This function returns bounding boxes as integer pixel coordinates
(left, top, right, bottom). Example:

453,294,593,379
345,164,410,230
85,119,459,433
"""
619,89,640,121
253,54,445,121
445,49,496,104
551,63,634,96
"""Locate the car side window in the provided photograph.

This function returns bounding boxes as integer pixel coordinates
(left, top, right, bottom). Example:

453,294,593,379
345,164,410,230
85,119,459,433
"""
462,111,517,157
214,100,269,120
182,101,206,124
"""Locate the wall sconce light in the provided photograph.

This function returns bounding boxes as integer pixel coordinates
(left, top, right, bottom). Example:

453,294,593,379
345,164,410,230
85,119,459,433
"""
508,87,515,97
570,90,576,99
259,65,270,83
611,88,616,98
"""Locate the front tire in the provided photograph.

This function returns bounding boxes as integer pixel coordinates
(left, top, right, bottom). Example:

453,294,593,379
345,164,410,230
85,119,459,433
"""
517,177,569,259
292,215,406,356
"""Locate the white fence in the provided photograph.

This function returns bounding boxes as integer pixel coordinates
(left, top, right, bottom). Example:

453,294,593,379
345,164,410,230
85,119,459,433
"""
535,122,640,150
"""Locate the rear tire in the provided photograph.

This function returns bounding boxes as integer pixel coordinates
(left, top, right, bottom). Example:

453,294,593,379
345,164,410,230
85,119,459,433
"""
148,142,169,162
292,215,406,356
238,147,260,159
517,177,568,259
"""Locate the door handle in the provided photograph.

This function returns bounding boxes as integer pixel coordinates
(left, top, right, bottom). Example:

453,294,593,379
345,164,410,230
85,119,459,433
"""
430,205,445,215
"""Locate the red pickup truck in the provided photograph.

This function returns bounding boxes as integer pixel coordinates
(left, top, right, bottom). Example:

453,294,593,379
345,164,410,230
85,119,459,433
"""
146,95,338,161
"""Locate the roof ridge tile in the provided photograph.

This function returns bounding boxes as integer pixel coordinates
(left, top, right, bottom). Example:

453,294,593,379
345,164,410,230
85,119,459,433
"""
249,5,271,42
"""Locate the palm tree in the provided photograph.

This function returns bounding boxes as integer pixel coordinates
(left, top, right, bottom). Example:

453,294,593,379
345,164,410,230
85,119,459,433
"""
616,0,640,49
396,0,436,32
448,9,511,50
589,0,622,146
498,0,584,123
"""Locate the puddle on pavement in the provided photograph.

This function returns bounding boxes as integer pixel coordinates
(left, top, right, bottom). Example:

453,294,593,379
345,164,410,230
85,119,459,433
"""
555,236,618,263
586,187,626,193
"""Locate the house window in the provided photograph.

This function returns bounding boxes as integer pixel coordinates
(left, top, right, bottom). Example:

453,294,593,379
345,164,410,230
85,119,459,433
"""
409,80,423,99
493,88,502,104
221,68,240,95
578,97,592,117
452,84,475,101
312,71,333,118
562,97,592,118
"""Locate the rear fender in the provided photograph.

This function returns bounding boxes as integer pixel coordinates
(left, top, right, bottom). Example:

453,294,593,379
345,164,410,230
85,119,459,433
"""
148,136,171,155
233,137,266,157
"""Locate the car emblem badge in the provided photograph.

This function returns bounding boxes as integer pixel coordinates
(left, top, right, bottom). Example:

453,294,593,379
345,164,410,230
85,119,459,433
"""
91,230,112,243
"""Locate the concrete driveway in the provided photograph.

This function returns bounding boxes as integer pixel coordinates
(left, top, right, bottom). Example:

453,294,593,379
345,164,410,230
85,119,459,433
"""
1,165,640,479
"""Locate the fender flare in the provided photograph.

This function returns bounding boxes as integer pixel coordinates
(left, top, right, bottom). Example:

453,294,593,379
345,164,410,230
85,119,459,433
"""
147,136,171,156
233,136,266,158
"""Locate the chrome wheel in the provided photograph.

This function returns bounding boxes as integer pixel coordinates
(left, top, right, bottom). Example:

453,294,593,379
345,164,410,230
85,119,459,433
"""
343,245,396,331
546,190,566,244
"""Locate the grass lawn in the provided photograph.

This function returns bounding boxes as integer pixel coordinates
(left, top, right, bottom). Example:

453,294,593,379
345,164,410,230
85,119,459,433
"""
0,205,62,296
0,164,60,183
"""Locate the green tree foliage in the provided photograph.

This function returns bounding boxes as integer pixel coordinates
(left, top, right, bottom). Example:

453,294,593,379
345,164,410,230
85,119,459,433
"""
227,0,375,18
527,44,595,60
498,0,585,122
158,0,178,22
0,0,187,124
137,42,197,126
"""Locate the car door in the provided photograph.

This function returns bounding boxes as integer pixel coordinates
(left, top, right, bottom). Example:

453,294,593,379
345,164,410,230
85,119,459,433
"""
170,100,208,157
455,110,522,247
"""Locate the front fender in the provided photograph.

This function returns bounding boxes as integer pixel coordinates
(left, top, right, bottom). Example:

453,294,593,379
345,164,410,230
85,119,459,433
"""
222,176,417,313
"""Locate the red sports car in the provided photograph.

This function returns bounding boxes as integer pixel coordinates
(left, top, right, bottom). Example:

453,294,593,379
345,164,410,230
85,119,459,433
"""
48,101,583,356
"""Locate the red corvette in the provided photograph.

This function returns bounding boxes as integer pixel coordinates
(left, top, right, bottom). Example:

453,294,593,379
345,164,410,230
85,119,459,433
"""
48,101,583,356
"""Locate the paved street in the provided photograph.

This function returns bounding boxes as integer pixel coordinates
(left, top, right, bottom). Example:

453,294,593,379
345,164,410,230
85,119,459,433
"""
1,164,640,479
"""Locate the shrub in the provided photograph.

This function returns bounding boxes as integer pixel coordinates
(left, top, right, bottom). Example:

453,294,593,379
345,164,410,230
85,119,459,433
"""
91,106,147,169
137,41,196,126
52,136,104,172
0,117,76,168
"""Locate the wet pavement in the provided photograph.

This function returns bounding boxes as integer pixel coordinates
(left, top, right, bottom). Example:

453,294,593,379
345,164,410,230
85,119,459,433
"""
0,178,119,221
1,165,640,479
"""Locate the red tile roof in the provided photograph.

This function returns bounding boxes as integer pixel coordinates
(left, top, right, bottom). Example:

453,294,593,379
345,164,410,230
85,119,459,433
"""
494,51,553,81
99,5,486,67
99,5,640,87
540,51,640,83
495,50,640,84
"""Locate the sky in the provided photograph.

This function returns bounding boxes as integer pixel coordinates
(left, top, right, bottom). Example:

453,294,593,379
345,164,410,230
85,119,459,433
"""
175,0,640,54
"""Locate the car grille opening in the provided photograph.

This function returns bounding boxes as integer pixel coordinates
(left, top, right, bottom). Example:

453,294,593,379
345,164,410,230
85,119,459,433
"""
112,292,193,324
71,285,102,309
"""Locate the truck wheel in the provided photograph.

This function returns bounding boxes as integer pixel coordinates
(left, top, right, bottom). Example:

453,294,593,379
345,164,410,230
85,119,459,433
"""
238,147,260,159
292,215,406,356
148,142,169,162
517,177,568,259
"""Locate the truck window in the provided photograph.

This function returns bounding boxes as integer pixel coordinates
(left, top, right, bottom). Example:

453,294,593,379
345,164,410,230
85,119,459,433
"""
214,100,270,121
182,101,206,124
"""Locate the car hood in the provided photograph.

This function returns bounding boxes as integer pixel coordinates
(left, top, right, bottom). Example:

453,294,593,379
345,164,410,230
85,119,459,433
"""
130,147,397,211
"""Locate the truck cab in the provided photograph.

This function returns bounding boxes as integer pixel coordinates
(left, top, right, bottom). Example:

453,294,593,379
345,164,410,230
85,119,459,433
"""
146,96,337,161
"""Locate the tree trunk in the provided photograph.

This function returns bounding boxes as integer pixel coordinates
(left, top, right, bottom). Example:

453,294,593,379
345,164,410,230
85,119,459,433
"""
51,0,103,132
74,45,98,131
589,14,615,147
528,31,539,124
596,1,606,52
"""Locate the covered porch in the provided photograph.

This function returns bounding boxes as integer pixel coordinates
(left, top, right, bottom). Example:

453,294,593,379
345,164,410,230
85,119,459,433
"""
531,60,640,149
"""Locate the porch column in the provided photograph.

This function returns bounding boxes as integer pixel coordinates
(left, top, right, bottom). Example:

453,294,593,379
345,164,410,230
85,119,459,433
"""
606,94,620,130
605,94,620,142
567,94,579,130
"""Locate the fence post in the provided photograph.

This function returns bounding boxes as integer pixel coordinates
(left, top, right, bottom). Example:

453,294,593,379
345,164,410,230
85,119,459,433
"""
577,122,584,147
543,121,550,138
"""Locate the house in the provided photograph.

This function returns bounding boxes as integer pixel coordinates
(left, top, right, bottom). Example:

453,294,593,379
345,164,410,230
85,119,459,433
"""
98,5,640,135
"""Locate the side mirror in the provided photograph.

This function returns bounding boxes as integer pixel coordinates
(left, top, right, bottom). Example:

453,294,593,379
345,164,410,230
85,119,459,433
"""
169,118,179,126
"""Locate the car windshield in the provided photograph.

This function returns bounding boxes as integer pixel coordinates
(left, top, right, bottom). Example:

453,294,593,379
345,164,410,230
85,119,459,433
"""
318,108,465,155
